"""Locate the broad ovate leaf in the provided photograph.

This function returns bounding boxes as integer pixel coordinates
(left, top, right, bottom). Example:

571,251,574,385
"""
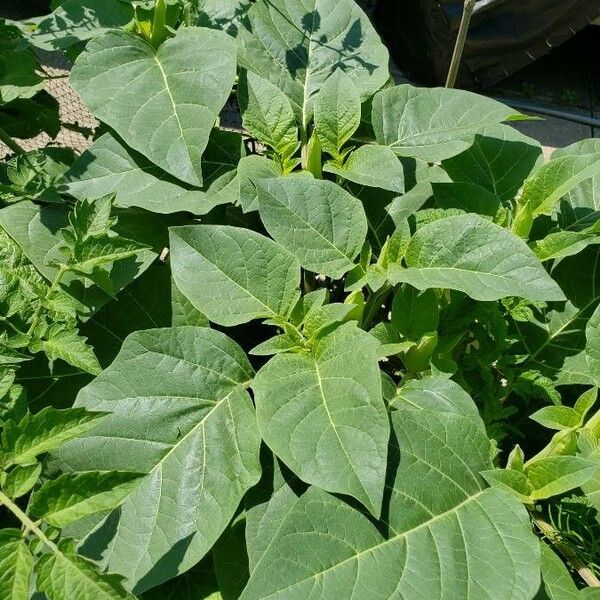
238,0,389,126
372,85,523,162
238,70,298,156
314,69,361,159
241,376,539,600
70,28,236,186
55,327,261,592
65,133,207,215
324,144,405,193
255,177,367,278
169,225,301,326
539,542,580,600
442,126,542,202
390,214,566,302
0,532,33,600
252,322,389,516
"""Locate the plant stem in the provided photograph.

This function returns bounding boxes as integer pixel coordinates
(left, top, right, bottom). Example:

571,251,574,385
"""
150,0,167,48
0,489,58,552
532,513,600,587
0,126,25,156
362,285,391,330
445,0,476,88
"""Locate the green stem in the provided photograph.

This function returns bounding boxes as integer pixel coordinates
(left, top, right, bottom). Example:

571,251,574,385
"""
445,0,476,88
531,513,600,588
0,489,58,552
0,126,25,156
150,0,167,48
362,285,391,330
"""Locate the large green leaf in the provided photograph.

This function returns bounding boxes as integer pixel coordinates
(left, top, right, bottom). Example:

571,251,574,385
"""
255,177,367,278
0,532,33,600
252,322,388,516
372,86,522,162
390,214,566,302
442,126,543,202
169,225,301,326
29,0,134,51
240,376,540,600
238,0,389,127
65,133,207,214
55,327,261,592
70,28,236,186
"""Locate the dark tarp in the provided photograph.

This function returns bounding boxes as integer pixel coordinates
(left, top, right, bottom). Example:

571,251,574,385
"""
374,0,600,87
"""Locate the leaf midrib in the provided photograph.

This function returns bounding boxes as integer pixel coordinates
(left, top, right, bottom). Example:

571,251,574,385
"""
254,489,489,599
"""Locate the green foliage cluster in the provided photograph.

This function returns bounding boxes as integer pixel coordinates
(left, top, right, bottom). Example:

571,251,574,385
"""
0,1,599,598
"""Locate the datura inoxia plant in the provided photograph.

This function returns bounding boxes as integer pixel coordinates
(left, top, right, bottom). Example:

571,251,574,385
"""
0,0,599,598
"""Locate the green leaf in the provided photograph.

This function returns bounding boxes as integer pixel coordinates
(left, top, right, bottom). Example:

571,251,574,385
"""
519,151,600,219
0,532,33,600
558,303,600,387
30,324,102,376
531,222,600,262
553,139,600,231
442,127,542,202
30,0,135,51
212,516,249,600
171,278,209,327
65,133,208,215
252,322,389,516
68,234,149,274
525,456,599,500
238,0,389,127
55,327,261,592
1,462,41,498
0,21,44,103
530,406,580,431
391,285,439,342
539,541,579,600
169,225,301,326
241,376,540,600
237,155,283,213
36,539,134,600
70,27,236,186
314,69,361,160
324,144,405,193
390,214,566,302
30,471,143,528
431,181,501,218
0,407,105,468
480,468,534,503
238,70,298,156
0,91,60,140
196,0,252,36
255,177,367,278
372,86,523,162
